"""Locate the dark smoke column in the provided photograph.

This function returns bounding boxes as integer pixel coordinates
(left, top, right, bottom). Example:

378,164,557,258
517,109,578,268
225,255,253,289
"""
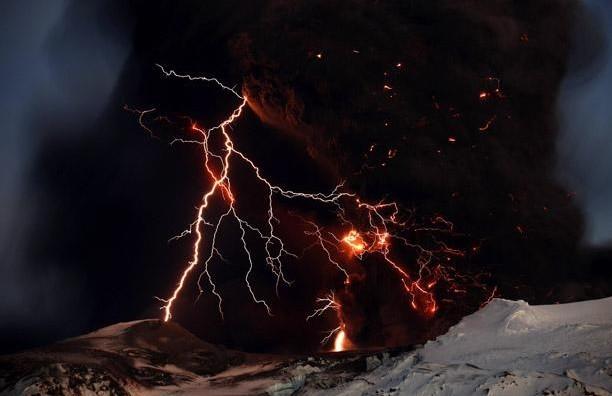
230,0,584,346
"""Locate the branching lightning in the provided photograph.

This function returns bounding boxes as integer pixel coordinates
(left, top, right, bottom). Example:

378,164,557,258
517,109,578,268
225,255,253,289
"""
130,64,492,351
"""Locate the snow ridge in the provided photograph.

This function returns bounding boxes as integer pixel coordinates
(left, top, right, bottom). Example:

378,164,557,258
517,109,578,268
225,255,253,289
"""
317,297,612,395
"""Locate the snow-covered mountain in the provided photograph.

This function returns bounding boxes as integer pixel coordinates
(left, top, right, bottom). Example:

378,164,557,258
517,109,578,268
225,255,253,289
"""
324,297,612,395
1,297,611,395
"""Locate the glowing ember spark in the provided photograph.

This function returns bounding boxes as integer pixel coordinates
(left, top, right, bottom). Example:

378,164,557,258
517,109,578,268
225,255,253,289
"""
480,77,506,100
479,115,497,132
342,230,366,253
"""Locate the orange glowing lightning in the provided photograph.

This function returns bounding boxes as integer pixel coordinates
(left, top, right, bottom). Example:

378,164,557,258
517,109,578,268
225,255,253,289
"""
148,65,354,322
131,64,490,350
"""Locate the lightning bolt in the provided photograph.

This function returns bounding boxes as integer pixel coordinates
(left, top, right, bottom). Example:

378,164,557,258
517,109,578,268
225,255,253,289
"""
147,64,355,322
130,64,494,350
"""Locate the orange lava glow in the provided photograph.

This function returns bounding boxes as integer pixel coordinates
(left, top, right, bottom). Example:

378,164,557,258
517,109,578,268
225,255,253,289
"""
334,330,347,352
342,230,366,253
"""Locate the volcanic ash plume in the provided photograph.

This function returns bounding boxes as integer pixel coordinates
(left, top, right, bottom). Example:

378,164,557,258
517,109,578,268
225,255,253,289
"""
224,0,584,347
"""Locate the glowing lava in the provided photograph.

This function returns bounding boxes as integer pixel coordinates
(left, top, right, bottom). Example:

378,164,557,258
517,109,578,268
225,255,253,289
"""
334,330,347,352
342,230,366,253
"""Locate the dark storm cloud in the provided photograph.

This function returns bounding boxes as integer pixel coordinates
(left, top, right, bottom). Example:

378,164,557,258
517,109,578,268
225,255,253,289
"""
557,0,612,246
0,0,129,334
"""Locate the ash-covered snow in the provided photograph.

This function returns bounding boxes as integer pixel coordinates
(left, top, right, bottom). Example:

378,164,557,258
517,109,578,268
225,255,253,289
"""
1,298,611,395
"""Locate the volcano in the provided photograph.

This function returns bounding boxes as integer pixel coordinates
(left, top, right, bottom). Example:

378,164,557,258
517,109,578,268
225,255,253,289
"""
2,297,611,395
2,1,612,395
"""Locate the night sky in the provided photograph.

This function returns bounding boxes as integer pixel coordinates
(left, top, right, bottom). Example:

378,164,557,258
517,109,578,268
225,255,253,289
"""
1,0,611,355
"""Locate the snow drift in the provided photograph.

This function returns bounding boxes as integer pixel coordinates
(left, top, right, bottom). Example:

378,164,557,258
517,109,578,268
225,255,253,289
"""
323,297,612,395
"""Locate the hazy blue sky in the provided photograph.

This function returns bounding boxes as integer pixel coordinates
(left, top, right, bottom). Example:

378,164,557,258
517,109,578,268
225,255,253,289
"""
0,0,129,325
557,0,612,246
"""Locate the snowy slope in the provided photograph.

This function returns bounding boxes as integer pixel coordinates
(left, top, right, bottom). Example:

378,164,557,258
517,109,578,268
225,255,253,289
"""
1,298,611,395
315,298,612,395
0,319,249,395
